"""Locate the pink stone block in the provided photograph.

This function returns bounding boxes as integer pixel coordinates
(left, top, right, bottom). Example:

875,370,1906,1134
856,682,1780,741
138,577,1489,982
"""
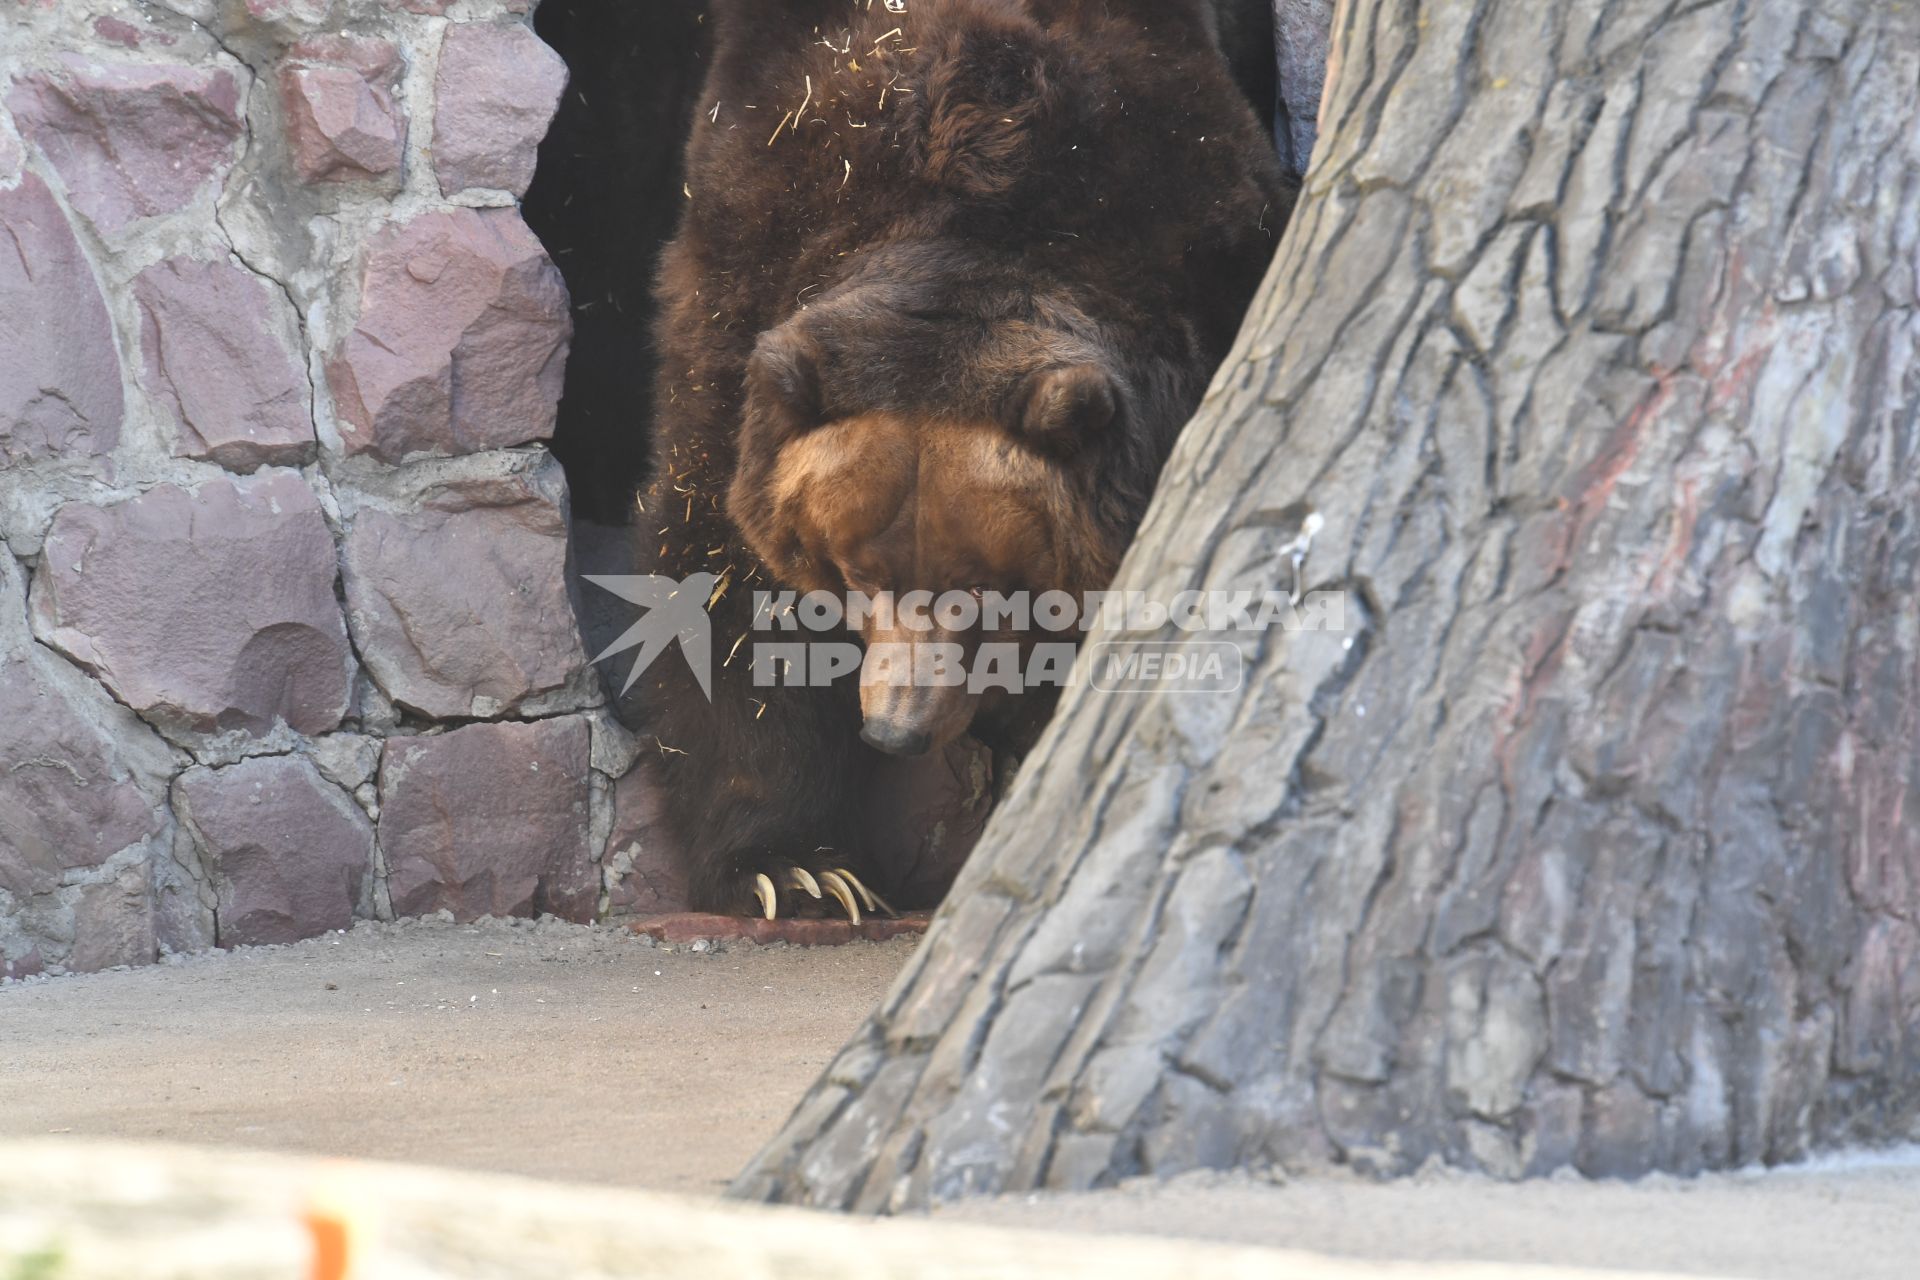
432,22,567,197
7,59,243,232
133,256,315,469
327,208,570,461
280,35,407,184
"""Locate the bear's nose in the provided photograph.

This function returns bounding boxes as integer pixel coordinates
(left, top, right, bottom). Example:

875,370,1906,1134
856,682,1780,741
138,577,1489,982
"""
861,720,933,757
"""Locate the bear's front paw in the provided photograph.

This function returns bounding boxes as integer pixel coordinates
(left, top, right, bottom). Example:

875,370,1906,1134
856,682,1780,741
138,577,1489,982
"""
748,863,894,925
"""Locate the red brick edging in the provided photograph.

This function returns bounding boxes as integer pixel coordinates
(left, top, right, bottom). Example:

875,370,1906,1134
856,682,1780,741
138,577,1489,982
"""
624,912,933,947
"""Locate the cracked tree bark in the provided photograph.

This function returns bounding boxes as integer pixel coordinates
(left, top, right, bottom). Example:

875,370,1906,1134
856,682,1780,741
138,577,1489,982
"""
735,0,1920,1206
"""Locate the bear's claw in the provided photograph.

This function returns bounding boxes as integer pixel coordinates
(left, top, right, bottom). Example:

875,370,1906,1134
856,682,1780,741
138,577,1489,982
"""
748,865,895,923
819,871,862,924
835,867,895,918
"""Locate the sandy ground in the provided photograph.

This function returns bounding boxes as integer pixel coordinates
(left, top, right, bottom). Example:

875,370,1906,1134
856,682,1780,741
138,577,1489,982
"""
943,1159,1920,1280
0,918,909,1194
4,919,1918,1278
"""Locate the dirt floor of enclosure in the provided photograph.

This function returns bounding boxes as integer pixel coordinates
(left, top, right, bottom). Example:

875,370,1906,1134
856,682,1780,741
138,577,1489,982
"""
0,919,910,1194
4,920,1918,1279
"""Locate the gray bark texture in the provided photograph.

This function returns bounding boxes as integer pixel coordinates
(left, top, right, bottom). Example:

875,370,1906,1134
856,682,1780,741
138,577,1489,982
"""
735,0,1920,1208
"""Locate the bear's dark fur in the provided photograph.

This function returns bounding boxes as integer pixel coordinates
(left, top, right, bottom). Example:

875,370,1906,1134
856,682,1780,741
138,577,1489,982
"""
623,0,1293,916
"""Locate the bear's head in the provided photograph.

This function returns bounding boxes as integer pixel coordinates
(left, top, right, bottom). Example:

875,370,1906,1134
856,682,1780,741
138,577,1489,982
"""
726,257,1154,758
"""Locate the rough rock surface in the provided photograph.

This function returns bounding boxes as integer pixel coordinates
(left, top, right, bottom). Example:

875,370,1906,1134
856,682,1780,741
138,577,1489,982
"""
0,121,22,180
30,472,354,740
1272,0,1334,176
389,0,531,14
64,862,159,972
327,208,571,461
245,0,337,30
5,59,244,233
378,717,595,922
306,732,380,797
340,458,592,720
91,17,159,50
278,35,407,185
132,257,316,469
174,755,375,946
0,557,175,905
60,859,156,971
0,173,124,467
433,22,567,197
0,552,176,978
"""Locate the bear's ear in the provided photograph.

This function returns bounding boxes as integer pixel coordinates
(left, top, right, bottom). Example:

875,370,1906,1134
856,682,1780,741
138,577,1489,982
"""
1012,364,1116,456
921,24,1059,198
744,326,823,445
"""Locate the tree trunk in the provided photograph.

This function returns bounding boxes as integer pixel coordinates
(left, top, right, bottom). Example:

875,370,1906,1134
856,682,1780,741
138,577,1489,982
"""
735,0,1920,1208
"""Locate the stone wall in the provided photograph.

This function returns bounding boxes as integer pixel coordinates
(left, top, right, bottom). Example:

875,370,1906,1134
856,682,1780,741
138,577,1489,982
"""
0,0,687,979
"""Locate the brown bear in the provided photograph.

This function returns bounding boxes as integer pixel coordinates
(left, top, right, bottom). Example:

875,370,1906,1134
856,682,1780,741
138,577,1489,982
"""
620,0,1293,919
